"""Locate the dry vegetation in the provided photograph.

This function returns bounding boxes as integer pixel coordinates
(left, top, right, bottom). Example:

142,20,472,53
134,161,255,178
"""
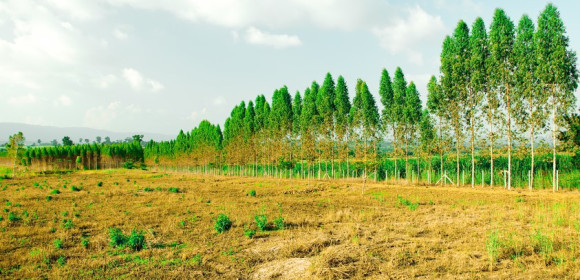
1,169,580,279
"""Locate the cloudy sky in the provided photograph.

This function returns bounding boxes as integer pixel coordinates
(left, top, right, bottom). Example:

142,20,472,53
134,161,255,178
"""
1,0,579,136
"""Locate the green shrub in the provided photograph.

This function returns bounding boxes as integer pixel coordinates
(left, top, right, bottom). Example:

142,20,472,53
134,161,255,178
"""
57,256,66,266
97,181,103,187
274,216,285,230
486,230,501,269
8,212,19,222
214,214,232,233
168,187,179,193
50,189,60,195
109,228,127,247
71,186,81,192
123,161,135,169
143,187,153,192
248,190,256,197
397,195,419,211
62,219,74,229
127,230,146,251
46,196,52,201
191,254,202,265
255,214,268,231
53,239,63,249
244,227,256,238
81,238,89,249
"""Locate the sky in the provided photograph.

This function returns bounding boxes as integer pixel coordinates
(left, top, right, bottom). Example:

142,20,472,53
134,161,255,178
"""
1,0,579,136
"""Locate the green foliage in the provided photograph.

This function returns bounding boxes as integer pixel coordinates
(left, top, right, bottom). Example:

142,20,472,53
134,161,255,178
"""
51,189,60,194
247,189,256,197
397,195,418,211
168,187,179,193
274,216,285,230
109,228,127,247
71,185,81,192
255,214,267,231
57,256,67,266
127,230,146,251
62,219,74,229
81,237,89,249
214,214,232,233
97,181,103,187
486,230,501,267
46,196,52,201
53,239,63,249
8,212,20,222
244,226,256,238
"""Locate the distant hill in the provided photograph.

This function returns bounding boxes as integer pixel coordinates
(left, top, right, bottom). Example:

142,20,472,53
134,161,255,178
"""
0,123,173,145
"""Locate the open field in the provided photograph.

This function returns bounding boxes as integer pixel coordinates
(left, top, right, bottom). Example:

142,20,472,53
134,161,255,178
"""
1,170,580,279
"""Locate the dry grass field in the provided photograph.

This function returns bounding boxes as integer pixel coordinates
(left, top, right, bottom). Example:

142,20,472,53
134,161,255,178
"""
1,169,580,279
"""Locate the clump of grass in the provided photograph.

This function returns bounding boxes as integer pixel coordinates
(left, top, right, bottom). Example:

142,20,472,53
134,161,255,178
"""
531,229,553,262
247,189,256,197
71,185,81,192
397,195,419,211
53,239,63,249
97,181,103,187
57,256,66,266
143,187,154,192
108,228,146,251
8,212,20,222
214,214,232,233
168,187,179,193
486,230,501,271
515,197,525,203
50,189,60,195
255,214,268,231
62,219,74,229
81,237,89,249
274,216,285,230
46,196,52,201
191,254,202,265
244,226,256,238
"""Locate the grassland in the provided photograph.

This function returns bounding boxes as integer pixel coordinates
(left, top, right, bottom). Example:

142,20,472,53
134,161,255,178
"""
1,169,580,279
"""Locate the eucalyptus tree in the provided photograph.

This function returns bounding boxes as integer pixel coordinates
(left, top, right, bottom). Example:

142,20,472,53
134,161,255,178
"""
270,86,293,167
536,4,579,192
490,8,515,189
300,84,319,178
391,67,407,179
292,91,302,171
427,76,446,180
513,14,545,189
334,75,351,177
404,81,422,181
468,17,488,187
379,68,394,177
419,109,436,182
244,100,256,174
317,73,336,177
7,132,25,177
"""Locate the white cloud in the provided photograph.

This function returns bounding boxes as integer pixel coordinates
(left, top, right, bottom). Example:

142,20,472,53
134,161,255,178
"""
113,28,128,40
244,26,301,48
122,68,164,92
98,74,117,89
372,5,445,65
213,96,226,105
7,93,37,105
187,108,207,122
84,102,119,128
54,94,72,106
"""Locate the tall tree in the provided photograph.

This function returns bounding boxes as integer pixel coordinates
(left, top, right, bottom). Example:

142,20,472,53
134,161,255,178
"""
419,109,436,182
6,132,25,177
317,73,336,177
490,8,515,189
334,75,351,177
468,17,488,187
404,81,422,181
536,3,579,192
378,68,394,179
513,14,544,190
392,67,407,179
301,84,319,178
427,76,446,182
62,136,74,146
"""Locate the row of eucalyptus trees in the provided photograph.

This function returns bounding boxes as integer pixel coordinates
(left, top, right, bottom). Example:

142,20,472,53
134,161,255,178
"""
428,5,577,191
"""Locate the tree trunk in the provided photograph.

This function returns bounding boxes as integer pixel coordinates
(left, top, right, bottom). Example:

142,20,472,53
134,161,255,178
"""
489,107,494,187
552,86,557,192
506,86,512,190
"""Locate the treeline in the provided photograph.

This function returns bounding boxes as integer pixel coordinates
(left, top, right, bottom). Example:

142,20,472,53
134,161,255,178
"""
22,141,144,171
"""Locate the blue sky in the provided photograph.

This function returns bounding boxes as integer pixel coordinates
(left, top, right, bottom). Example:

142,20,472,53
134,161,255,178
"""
0,0,578,135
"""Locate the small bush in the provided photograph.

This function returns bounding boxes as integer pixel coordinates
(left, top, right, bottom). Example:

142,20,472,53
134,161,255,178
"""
97,181,103,187
214,214,232,233
46,196,52,201
71,186,81,192
274,216,285,230
109,228,127,247
255,214,268,231
51,189,60,195
244,227,256,238
8,212,19,222
123,161,135,169
81,238,89,249
168,187,179,193
57,256,66,266
248,190,256,197
486,230,501,270
143,187,153,192
191,254,202,265
54,239,63,249
127,230,146,251
397,195,419,211
62,219,74,229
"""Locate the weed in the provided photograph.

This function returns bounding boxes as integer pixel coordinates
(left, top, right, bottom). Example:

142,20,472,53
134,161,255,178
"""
62,219,74,229
97,181,103,187
244,226,256,238
109,228,127,247
274,216,285,230
248,189,256,197
531,229,553,261
46,196,52,201
168,187,179,193
53,239,63,249
8,212,20,222
486,230,501,270
56,256,66,266
515,197,525,203
71,185,81,192
127,230,146,251
81,238,89,249
397,195,419,211
214,214,232,233
50,189,60,195
179,220,186,227
191,254,202,265
255,214,268,231
143,187,154,192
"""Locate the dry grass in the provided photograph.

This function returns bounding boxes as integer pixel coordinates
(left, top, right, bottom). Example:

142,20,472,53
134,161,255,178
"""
1,169,580,279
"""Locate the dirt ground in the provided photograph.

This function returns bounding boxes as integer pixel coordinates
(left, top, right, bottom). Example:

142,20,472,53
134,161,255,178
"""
1,169,579,279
